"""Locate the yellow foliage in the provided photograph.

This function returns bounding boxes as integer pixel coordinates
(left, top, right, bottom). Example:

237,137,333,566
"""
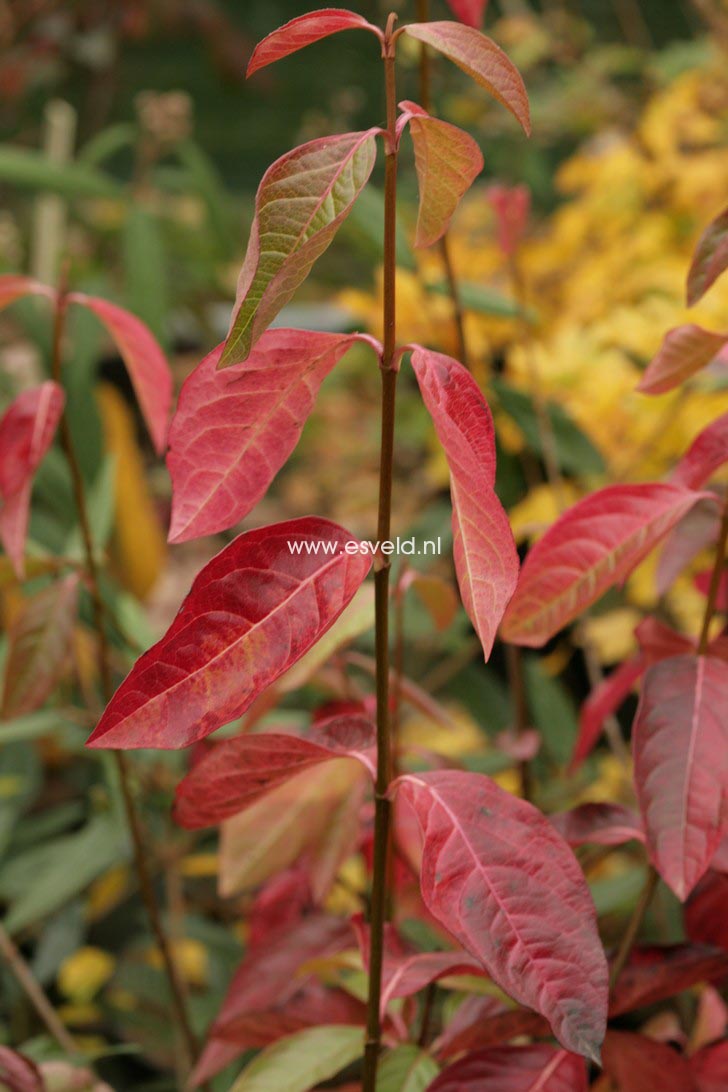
86,865,130,921
147,937,208,987
57,947,115,1003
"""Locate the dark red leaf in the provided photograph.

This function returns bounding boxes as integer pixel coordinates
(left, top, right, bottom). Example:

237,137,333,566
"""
87,517,371,749
428,1044,587,1092
685,873,728,951
687,205,728,306
610,944,728,1016
633,655,728,900
637,325,728,395
550,803,645,848
410,347,519,659
691,1040,728,1092
393,770,608,1061
570,654,644,770
602,1030,697,1092
246,9,382,77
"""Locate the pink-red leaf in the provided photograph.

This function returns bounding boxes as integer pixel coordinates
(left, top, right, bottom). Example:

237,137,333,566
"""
687,206,728,306
602,1031,697,1092
393,770,608,1061
634,654,728,900
444,0,490,28
488,183,531,257
501,483,705,647
221,130,378,367
87,517,371,749
570,654,644,770
399,101,483,247
402,22,530,135
68,293,172,453
637,325,728,396
691,1040,728,1092
0,382,64,577
2,573,80,717
550,803,645,847
0,274,55,312
410,347,518,659
246,9,382,77
174,714,375,828
610,943,728,1016
657,501,721,594
167,330,370,542
673,411,728,490
428,1044,587,1092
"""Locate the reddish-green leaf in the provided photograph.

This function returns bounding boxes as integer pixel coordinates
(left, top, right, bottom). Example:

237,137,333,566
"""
691,1040,728,1091
637,325,728,396
673,411,728,490
410,347,518,659
399,101,483,247
2,573,80,717
86,517,371,749
444,0,490,28
610,943,728,1016
570,654,644,770
174,714,375,828
550,803,645,848
687,206,728,306
0,274,55,312
634,654,728,900
167,331,373,542
220,130,378,367
0,382,65,577
602,1031,697,1092
393,770,608,1061
501,483,705,647
246,9,382,77
428,1044,587,1092
68,293,172,453
402,22,530,135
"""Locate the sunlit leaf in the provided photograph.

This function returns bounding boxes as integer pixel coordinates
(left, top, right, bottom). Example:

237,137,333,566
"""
247,10,381,76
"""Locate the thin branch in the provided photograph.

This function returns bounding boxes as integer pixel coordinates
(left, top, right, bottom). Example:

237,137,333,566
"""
0,921,79,1056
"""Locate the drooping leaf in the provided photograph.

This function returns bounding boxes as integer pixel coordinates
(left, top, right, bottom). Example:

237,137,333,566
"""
428,1044,587,1092
2,574,80,717
685,873,728,950
672,411,728,490
602,1031,698,1092
229,1025,364,1092
0,274,55,312
220,130,378,367
570,654,644,770
67,293,172,453
687,205,728,306
403,22,530,135
633,655,728,901
410,347,519,659
550,803,645,848
167,331,372,542
376,1045,439,1091
0,382,65,577
637,325,728,395
247,9,381,76
501,483,705,647
444,0,490,29
399,101,483,248
393,770,608,1060
691,1039,728,1091
87,517,372,749
174,714,375,828
0,1047,43,1092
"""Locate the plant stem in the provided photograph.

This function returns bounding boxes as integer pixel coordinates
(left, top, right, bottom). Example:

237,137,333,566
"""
0,921,79,1055
363,16,399,1090
609,864,659,988
698,498,728,654
50,284,199,1072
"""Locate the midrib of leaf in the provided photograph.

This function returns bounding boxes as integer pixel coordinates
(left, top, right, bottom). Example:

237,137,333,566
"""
678,656,705,891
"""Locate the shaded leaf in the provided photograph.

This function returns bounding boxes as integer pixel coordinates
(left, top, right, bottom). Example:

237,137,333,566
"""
428,1044,587,1092
247,10,381,76
685,873,728,950
228,1025,363,1092
611,943,728,1016
376,1045,439,1091
550,803,645,848
634,655,728,900
393,770,608,1060
570,655,644,770
87,517,371,749
410,347,519,659
638,325,728,395
221,130,378,366
501,484,704,647
602,1030,697,1092
687,205,728,306
403,22,530,134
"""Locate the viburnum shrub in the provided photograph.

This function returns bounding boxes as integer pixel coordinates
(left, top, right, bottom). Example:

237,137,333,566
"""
2,5,728,1091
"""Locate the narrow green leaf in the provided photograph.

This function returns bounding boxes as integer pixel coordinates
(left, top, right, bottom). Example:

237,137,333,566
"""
229,1025,364,1092
0,146,120,198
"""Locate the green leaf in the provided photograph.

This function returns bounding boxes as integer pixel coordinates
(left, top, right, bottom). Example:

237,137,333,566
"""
122,206,170,348
78,123,137,167
229,1025,364,1092
0,146,120,198
377,1046,439,1091
0,742,42,857
524,655,578,765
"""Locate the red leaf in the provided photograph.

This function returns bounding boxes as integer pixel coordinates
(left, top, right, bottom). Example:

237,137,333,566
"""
167,331,372,542
610,944,728,1016
246,9,382,77
68,293,172,453
435,1004,546,1059
550,803,645,848
444,0,490,28
0,1047,43,1092
428,1044,587,1092
673,412,728,490
685,872,728,950
248,868,312,948
2,573,80,716
687,205,728,306
691,1040,728,1092
637,325,728,395
393,770,608,1061
602,1031,697,1092
399,101,483,247
634,654,728,900
174,713,375,827
487,183,531,256
403,22,530,135
410,347,519,659
635,616,696,665
0,382,64,577
87,517,371,749
570,654,644,770
221,130,378,366
0,274,55,311
501,483,705,647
